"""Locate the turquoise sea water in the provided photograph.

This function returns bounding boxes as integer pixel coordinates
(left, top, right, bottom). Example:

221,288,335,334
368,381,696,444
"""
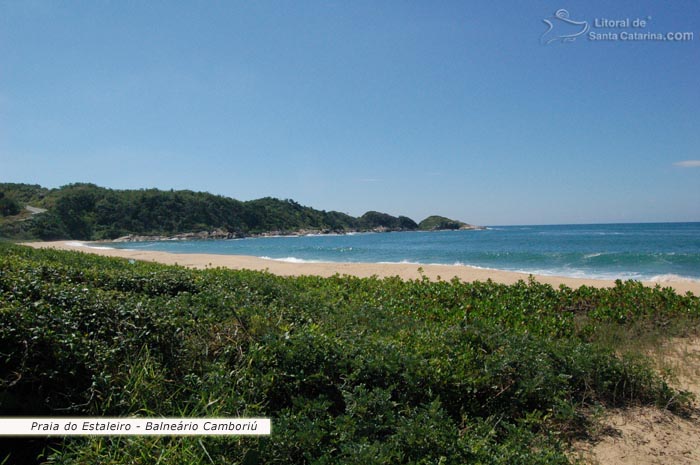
103,223,700,281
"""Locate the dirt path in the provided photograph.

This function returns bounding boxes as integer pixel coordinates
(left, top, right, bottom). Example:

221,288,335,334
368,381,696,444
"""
572,337,700,464
25,206,47,215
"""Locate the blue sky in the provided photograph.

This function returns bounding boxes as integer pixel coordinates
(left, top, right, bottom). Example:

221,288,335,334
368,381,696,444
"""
1,1,698,225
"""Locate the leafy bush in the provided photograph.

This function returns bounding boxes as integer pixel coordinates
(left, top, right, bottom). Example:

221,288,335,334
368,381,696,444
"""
0,243,698,464
0,193,21,217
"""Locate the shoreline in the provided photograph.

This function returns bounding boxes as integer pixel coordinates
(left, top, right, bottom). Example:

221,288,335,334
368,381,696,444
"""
20,241,700,295
109,224,486,242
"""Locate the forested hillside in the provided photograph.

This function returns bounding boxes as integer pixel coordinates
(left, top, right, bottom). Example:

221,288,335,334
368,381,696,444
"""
0,183,475,241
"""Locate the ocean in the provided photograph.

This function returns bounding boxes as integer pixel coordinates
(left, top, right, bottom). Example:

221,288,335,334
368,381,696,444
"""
104,223,700,282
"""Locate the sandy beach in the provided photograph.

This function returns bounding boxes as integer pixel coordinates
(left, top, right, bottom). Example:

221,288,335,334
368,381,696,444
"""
19,241,700,295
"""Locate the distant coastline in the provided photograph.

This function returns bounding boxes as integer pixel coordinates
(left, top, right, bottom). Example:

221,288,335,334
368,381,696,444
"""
109,223,486,243
0,182,483,241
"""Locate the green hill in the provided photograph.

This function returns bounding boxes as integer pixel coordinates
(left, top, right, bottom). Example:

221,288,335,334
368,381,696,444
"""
0,183,359,240
359,211,418,230
418,215,479,231
0,183,480,241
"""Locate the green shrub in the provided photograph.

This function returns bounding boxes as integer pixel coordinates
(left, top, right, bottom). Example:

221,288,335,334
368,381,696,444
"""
0,243,698,464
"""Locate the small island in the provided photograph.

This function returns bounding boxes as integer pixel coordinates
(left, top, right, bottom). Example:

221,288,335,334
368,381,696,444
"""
418,215,484,231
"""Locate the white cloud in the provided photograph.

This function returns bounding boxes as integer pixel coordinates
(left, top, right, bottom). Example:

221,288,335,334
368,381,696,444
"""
673,160,700,168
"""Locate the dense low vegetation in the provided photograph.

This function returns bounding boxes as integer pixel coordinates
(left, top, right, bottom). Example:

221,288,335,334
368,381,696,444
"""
0,184,50,206
0,183,473,241
0,193,21,217
1,243,698,464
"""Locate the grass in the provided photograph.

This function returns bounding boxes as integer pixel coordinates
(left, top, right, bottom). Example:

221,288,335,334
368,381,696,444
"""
1,243,699,464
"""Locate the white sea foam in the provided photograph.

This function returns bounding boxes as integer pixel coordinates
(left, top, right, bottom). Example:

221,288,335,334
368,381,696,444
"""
377,260,422,265
428,261,487,269
375,260,497,270
449,263,490,270
648,274,700,283
86,243,117,250
65,241,117,251
260,256,327,264
503,267,647,281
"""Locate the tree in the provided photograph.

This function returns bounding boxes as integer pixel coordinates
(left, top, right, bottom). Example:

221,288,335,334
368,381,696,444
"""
0,193,21,217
